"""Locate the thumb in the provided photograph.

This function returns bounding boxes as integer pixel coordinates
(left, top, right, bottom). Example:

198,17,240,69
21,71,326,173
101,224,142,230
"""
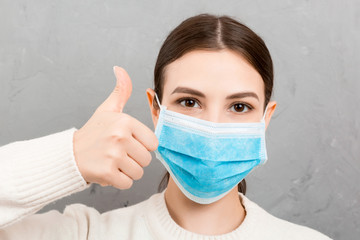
97,66,133,113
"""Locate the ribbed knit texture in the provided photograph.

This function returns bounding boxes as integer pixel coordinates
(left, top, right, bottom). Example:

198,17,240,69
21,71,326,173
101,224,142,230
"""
142,191,331,240
0,128,88,228
0,129,331,239
145,191,252,239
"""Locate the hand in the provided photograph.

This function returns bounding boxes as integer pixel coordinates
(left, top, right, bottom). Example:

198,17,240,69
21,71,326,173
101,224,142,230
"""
73,66,158,189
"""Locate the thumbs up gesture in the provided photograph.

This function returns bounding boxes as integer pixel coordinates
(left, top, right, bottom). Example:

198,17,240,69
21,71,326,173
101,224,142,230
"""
73,67,158,189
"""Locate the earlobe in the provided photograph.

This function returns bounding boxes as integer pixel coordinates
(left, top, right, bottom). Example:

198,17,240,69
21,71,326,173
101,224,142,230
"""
265,101,277,130
146,88,160,128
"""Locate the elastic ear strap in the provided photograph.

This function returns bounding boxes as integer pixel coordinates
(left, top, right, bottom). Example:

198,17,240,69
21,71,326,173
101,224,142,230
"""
154,92,161,109
262,105,269,122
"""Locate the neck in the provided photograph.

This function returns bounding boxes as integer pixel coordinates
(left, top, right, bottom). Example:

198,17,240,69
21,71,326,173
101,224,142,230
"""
164,177,246,235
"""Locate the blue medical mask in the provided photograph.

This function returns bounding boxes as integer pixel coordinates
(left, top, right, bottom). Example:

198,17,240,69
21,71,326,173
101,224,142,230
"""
154,94,268,204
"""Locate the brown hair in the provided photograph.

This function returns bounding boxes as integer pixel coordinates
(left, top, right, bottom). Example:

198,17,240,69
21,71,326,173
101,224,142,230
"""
154,14,274,195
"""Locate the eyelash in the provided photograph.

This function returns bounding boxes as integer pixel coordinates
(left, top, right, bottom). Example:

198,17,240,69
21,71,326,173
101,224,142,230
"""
229,102,254,113
176,97,254,113
176,97,201,108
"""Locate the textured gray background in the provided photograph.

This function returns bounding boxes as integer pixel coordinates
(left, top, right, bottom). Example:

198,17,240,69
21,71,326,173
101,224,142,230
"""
0,0,359,239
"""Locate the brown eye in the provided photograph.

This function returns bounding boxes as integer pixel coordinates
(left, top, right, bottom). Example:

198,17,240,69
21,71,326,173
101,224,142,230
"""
180,99,199,108
231,103,250,113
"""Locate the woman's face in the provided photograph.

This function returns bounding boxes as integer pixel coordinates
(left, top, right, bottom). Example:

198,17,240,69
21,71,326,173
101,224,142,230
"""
147,49,276,127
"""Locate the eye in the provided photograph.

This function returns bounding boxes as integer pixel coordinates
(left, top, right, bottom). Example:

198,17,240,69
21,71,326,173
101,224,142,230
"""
178,98,200,108
230,103,252,113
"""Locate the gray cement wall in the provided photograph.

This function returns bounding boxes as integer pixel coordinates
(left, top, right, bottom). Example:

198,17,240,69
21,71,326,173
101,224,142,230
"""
0,0,359,239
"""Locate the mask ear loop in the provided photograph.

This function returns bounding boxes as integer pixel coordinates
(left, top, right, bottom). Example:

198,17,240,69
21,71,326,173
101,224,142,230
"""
261,105,269,123
154,92,163,110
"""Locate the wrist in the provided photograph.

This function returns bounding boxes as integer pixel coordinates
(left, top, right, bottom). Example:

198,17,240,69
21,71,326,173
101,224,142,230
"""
72,129,89,183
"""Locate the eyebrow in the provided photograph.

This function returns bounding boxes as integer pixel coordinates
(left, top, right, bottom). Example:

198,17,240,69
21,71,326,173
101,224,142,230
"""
171,86,259,101
226,92,259,101
171,87,205,98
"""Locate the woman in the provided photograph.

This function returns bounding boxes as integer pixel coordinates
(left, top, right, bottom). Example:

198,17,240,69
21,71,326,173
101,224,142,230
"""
0,14,331,239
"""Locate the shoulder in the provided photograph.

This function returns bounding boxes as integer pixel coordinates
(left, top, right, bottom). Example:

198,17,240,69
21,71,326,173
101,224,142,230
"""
62,195,155,239
63,195,151,223
240,194,332,240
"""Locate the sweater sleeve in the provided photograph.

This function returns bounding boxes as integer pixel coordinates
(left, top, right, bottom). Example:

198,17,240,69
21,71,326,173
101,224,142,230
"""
0,128,88,229
0,204,102,240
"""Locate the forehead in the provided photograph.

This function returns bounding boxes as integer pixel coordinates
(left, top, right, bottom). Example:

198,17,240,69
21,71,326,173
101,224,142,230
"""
162,49,265,101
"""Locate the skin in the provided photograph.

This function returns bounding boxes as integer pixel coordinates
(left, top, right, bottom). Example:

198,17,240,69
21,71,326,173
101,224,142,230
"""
74,67,158,189
146,49,277,235
74,50,276,235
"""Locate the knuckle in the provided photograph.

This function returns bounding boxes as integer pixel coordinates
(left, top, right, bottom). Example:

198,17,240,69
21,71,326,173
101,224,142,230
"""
142,152,152,167
106,155,117,167
119,113,133,127
106,149,125,162
102,165,114,181
150,137,159,151
105,150,116,160
109,125,131,143
121,179,133,189
113,86,121,94
133,168,144,180
110,132,128,142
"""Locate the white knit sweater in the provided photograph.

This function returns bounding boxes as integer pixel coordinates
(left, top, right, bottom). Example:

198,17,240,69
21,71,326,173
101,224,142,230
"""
0,129,331,240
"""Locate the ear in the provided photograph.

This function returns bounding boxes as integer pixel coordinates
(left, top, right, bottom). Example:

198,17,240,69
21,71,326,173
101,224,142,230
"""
146,88,160,128
264,101,277,130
